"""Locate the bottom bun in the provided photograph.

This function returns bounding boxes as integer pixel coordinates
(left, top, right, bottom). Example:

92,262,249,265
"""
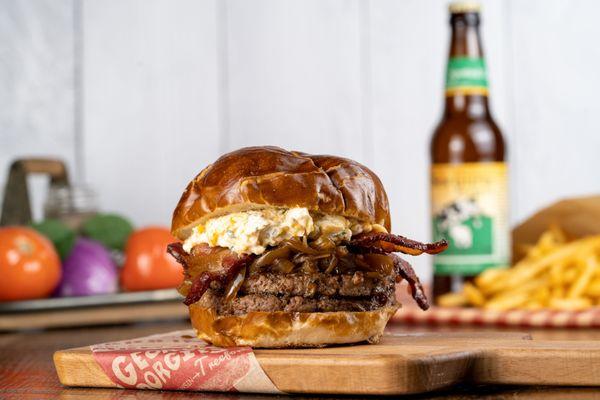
188,303,400,348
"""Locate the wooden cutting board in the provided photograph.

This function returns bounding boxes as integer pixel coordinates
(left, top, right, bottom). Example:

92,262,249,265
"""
54,331,600,395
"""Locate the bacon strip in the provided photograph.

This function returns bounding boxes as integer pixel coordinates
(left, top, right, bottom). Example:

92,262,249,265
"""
183,254,254,306
167,243,254,306
391,254,429,310
349,232,448,256
166,242,189,267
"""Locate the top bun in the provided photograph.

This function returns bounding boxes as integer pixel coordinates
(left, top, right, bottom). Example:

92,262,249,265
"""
171,146,390,240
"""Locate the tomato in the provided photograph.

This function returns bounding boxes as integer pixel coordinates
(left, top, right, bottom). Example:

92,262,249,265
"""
0,226,62,301
121,227,183,291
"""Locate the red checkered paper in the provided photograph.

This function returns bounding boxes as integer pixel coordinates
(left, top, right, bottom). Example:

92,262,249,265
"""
90,330,281,393
393,306,600,328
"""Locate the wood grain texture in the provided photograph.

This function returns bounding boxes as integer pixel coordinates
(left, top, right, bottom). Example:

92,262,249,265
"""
53,330,600,395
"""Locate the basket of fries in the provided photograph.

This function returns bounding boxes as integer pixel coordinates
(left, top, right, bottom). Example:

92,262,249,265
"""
438,225,600,311
394,195,600,328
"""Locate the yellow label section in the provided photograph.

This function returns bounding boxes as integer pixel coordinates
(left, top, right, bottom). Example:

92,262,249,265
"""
431,162,510,276
445,87,489,97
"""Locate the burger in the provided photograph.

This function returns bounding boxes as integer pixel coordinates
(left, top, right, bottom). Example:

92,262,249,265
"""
167,146,447,348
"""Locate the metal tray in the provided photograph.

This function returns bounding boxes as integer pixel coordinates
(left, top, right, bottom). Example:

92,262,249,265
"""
0,289,182,314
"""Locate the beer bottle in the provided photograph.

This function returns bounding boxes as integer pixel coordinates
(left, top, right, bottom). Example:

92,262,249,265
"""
431,2,509,301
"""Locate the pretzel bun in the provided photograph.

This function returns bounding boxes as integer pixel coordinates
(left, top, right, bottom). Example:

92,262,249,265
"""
189,303,399,348
171,146,390,240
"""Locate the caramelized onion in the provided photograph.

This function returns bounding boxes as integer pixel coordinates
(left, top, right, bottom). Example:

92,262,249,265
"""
223,266,246,303
299,259,318,274
335,257,356,274
363,253,395,275
285,238,328,256
270,258,296,274
292,253,330,264
179,279,193,297
249,245,291,273
311,236,336,251
364,271,384,279
324,255,338,274
182,252,253,306
336,246,350,257
353,255,371,270
189,251,233,277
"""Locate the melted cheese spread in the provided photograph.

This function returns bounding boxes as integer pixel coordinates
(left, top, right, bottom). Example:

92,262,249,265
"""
182,207,382,255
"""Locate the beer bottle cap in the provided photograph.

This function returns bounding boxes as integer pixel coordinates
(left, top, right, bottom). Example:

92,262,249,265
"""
449,1,481,14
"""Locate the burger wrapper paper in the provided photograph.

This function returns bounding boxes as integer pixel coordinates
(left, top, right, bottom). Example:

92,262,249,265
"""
512,195,600,262
90,330,281,393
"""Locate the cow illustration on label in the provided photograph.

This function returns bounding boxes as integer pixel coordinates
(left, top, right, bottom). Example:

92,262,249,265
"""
433,198,492,255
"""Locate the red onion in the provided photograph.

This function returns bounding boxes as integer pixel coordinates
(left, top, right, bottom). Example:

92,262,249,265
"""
55,238,118,297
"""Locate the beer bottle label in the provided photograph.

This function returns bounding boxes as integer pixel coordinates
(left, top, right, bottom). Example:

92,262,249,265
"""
445,57,488,96
431,162,509,276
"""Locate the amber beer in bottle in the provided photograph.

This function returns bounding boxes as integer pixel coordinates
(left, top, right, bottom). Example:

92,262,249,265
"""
431,2,509,301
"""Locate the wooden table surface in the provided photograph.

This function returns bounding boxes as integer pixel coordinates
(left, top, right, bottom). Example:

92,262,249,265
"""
2,320,600,399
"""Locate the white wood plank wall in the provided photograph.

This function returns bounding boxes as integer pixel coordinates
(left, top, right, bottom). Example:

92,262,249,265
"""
3,0,600,279
0,0,76,220
82,0,221,226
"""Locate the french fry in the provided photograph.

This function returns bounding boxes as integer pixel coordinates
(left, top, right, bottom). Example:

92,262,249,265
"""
550,262,564,287
463,282,485,307
492,276,549,299
567,255,597,298
474,268,509,294
523,300,544,310
549,297,592,311
551,285,565,300
526,246,545,260
437,292,468,308
533,286,551,304
524,225,566,260
483,277,548,311
563,265,580,285
536,230,559,252
585,279,600,297
475,280,506,297
551,224,568,243
486,236,600,296
484,291,530,311
445,229,600,312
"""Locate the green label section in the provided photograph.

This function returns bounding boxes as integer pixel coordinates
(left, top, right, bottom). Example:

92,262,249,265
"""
432,202,506,276
433,215,493,256
434,262,507,276
446,57,488,90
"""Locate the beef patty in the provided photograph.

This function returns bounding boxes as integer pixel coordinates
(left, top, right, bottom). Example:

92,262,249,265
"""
199,271,397,315
241,271,394,297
